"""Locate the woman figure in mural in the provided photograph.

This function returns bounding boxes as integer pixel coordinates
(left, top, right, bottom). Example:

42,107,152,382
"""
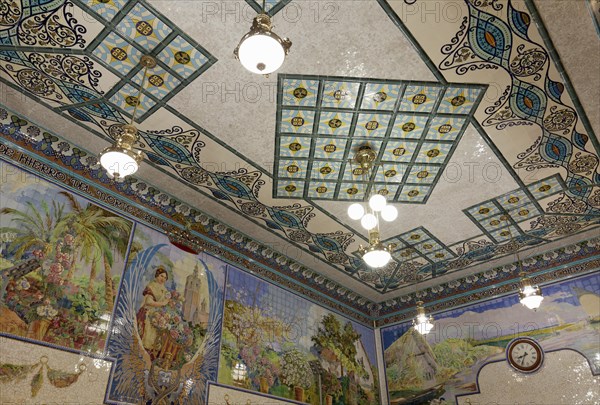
136,266,170,358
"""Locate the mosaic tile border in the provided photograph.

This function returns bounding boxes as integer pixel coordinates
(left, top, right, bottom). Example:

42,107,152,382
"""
2,113,597,325
374,237,600,326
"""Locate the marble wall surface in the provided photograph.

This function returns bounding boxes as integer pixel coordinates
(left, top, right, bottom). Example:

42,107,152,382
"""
458,350,599,405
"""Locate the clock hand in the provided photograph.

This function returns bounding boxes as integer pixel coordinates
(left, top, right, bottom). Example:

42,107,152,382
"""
520,352,528,365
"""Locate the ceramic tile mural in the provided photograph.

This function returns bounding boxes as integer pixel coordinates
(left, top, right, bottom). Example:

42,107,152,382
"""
106,223,226,404
0,162,132,353
380,272,600,404
219,268,380,405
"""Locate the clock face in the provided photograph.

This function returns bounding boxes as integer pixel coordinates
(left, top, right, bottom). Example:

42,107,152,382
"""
506,337,544,373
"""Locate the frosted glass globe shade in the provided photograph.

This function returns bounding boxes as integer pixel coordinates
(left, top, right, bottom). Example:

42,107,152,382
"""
381,205,398,222
361,213,378,230
369,194,387,211
362,249,391,268
520,294,544,310
100,150,138,178
347,203,365,220
237,34,285,74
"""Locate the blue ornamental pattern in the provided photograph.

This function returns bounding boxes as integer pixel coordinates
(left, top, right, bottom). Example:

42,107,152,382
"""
439,0,600,217
0,0,216,122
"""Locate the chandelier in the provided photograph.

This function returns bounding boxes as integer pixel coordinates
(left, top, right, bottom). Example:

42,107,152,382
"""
412,301,434,335
347,145,397,268
233,1,291,74
519,273,544,310
503,213,544,310
98,55,156,178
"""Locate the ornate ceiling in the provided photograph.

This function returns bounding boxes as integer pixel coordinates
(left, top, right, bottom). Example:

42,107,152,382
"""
1,0,599,322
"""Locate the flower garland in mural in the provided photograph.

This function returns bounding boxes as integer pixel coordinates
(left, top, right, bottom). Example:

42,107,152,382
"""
438,0,600,217
0,356,86,397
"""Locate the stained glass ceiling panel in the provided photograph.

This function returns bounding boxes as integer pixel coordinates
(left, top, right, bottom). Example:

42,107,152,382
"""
273,74,486,203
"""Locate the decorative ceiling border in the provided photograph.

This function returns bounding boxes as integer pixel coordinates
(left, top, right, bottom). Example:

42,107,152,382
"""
2,106,598,326
0,106,379,324
0,0,598,295
374,236,600,327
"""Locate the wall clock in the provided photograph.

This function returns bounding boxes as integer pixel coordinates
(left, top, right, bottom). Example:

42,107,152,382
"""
506,337,544,373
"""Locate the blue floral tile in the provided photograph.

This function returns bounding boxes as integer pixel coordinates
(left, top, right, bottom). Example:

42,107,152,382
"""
313,137,347,160
381,139,418,163
109,83,155,118
131,66,180,99
497,188,532,209
438,87,482,115
307,182,336,199
310,160,342,181
361,83,403,111
398,227,430,243
342,162,369,182
275,180,305,198
398,84,442,113
405,165,440,184
425,116,466,141
389,114,429,139
467,203,502,220
82,0,127,21
372,182,401,198
338,182,368,200
414,142,452,164
354,113,392,138
508,203,540,222
280,109,315,134
527,175,564,200
278,159,308,179
321,80,360,109
489,225,522,242
115,3,172,50
318,111,353,136
397,185,430,202
373,163,407,183
425,249,453,263
484,214,513,231
281,78,320,107
92,31,142,75
278,136,312,158
158,35,210,79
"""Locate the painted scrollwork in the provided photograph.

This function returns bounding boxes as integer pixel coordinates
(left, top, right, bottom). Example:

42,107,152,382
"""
17,1,86,48
0,0,21,29
15,68,57,97
509,46,547,80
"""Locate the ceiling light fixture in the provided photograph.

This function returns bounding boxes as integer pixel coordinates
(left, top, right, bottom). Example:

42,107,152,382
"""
99,55,156,179
348,145,396,268
503,212,544,310
519,273,544,310
233,1,291,75
412,301,434,335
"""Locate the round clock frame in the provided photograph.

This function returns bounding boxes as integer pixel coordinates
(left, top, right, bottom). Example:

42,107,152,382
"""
506,337,544,373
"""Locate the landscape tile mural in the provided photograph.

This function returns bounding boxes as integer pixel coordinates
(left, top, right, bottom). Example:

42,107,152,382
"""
219,268,380,405
0,162,132,353
106,224,226,404
381,273,600,404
